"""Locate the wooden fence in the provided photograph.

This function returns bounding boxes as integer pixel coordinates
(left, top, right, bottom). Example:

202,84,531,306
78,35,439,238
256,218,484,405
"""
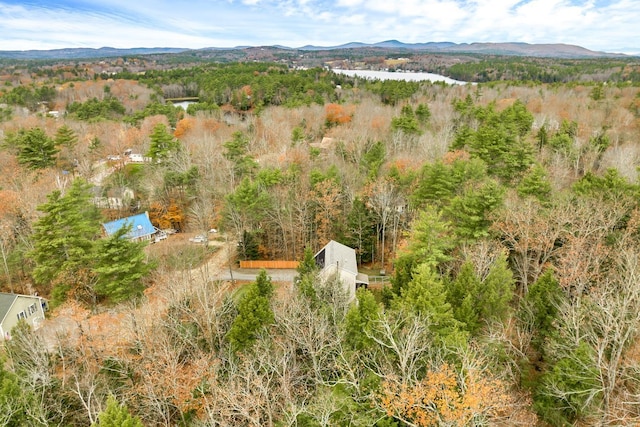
239,260,300,269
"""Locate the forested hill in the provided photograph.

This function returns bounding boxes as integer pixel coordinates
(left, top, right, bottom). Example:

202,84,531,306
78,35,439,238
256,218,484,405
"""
0,40,629,60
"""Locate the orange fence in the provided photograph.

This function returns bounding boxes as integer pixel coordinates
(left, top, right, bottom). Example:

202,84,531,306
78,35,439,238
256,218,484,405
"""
239,260,300,269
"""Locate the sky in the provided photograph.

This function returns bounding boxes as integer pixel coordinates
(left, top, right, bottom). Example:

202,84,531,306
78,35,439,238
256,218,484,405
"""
0,0,638,54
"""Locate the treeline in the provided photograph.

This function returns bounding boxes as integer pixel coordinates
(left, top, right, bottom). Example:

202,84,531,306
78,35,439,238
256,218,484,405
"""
115,63,341,110
443,56,640,83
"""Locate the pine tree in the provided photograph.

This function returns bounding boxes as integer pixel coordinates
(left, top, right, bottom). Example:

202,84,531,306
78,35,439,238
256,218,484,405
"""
415,103,431,124
479,251,515,323
345,288,380,350
227,270,274,352
399,262,464,343
295,247,319,302
93,225,155,304
147,123,180,163
223,131,257,181
54,125,78,148
448,262,481,334
392,207,454,295
445,179,504,240
523,269,564,353
91,395,143,427
517,164,552,204
30,178,102,302
344,197,376,264
296,246,317,278
15,127,59,170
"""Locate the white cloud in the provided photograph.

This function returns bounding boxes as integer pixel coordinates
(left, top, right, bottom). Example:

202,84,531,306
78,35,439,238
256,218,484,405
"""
0,0,638,52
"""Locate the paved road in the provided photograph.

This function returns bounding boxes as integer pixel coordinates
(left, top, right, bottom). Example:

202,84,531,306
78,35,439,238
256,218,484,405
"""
212,268,298,283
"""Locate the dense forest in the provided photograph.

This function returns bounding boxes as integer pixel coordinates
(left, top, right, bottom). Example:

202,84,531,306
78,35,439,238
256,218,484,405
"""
1,52,640,426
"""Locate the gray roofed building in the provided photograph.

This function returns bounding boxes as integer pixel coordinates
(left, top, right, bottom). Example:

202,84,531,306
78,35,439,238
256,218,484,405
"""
314,240,368,302
0,293,48,341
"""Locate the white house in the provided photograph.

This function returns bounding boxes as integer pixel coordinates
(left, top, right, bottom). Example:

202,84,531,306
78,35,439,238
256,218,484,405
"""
314,240,369,302
0,293,48,341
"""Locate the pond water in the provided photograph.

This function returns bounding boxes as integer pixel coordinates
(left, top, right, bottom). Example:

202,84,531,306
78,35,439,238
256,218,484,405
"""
332,69,468,85
172,100,196,110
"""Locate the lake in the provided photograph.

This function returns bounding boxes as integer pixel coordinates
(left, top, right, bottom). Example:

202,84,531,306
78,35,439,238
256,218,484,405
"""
332,69,468,85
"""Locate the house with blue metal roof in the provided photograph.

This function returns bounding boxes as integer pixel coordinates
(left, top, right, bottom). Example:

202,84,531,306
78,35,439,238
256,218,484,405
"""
102,211,160,242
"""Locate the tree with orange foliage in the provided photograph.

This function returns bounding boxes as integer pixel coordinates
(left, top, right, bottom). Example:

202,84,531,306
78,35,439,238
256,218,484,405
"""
149,200,185,231
173,117,195,139
324,103,353,127
379,363,515,426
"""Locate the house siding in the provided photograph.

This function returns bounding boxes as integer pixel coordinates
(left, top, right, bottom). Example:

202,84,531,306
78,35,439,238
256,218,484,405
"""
314,241,368,302
317,263,357,302
0,294,47,341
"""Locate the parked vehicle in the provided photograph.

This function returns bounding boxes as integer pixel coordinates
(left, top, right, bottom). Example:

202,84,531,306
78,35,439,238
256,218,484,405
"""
189,235,206,243
154,231,168,243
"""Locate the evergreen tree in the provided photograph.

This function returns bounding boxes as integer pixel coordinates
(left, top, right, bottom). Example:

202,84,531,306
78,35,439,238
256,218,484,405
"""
360,140,386,180
479,251,515,323
30,178,102,303
93,225,155,304
227,270,274,352
522,269,564,354
147,123,180,163
399,262,465,344
344,197,376,264
453,101,535,182
238,230,260,260
293,244,320,305
15,127,59,170
223,131,258,181
224,177,271,245
55,124,79,172
448,262,481,334
445,179,504,240
534,342,601,425
517,163,552,204
296,246,318,278
54,124,78,148
411,157,487,210
392,207,455,295
91,395,143,427
415,103,431,124
391,106,421,135
344,288,380,351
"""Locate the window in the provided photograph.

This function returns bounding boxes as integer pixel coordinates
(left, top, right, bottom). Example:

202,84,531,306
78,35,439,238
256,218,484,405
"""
17,311,26,320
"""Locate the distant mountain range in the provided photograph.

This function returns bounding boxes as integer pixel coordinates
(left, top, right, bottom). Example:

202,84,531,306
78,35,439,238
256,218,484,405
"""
0,46,187,60
0,41,630,60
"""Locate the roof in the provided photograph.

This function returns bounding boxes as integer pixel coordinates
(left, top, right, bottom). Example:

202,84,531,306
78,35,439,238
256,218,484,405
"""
0,292,18,325
314,240,358,276
102,212,155,240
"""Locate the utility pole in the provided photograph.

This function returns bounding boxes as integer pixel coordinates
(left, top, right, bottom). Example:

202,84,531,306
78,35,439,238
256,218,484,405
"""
225,233,235,285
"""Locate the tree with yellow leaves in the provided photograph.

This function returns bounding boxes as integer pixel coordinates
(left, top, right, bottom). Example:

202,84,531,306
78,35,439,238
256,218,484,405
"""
379,363,515,426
